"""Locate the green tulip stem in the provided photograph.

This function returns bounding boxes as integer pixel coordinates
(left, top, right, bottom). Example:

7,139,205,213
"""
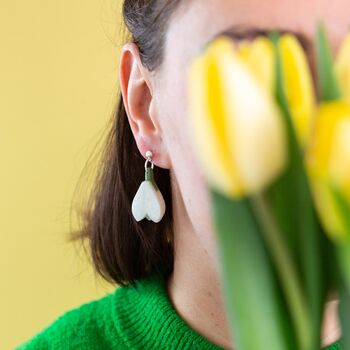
250,192,312,350
337,239,350,292
332,184,350,291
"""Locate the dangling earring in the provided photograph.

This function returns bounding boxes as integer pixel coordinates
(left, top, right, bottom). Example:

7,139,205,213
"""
131,150,166,223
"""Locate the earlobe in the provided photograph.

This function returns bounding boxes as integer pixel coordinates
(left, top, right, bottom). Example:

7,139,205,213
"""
119,42,171,170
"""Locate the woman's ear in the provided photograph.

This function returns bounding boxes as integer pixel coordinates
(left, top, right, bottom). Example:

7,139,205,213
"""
119,42,171,169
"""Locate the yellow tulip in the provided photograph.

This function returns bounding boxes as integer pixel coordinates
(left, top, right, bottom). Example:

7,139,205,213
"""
305,101,350,240
187,36,287,198
279,34,316,148
335,33,350,103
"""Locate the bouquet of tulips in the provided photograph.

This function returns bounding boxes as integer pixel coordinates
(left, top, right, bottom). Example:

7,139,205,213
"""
187,22,350,350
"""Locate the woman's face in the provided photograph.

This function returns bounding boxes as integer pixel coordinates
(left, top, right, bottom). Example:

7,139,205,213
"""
150,0,350,268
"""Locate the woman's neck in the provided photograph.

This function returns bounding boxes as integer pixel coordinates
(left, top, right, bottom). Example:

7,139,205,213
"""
167,174,235,349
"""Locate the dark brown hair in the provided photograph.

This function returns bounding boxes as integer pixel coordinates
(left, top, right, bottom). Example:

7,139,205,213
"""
69,0,182,287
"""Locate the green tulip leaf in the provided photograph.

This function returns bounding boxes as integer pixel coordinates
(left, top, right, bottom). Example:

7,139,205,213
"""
316,21,342,101
210,188,295,350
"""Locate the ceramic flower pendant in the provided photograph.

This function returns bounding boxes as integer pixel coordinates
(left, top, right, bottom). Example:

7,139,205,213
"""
131,166,166,223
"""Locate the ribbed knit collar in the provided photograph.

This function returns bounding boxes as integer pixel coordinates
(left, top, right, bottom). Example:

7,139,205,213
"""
110,271,223,349
110,272,341,350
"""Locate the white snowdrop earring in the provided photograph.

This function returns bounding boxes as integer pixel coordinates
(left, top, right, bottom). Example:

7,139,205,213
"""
131,150,166,223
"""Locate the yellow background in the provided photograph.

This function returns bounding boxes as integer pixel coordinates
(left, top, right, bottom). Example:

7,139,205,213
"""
0,1,126,348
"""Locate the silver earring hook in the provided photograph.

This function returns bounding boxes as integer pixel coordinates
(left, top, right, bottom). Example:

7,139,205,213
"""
144,150,154,170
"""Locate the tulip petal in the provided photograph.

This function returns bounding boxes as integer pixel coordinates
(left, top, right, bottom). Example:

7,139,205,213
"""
305,101,350,240
208,37,287,196
279,34,316,148
187,39,244,197
335,33,350,103
328,118,350,239
238,37,275,93
330,118,350,201
306,101,350,177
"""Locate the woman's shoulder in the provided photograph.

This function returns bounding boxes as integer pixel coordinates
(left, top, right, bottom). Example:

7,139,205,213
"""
15,285,130,350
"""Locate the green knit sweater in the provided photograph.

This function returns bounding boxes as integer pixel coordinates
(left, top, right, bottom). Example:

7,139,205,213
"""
16,272,341,350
